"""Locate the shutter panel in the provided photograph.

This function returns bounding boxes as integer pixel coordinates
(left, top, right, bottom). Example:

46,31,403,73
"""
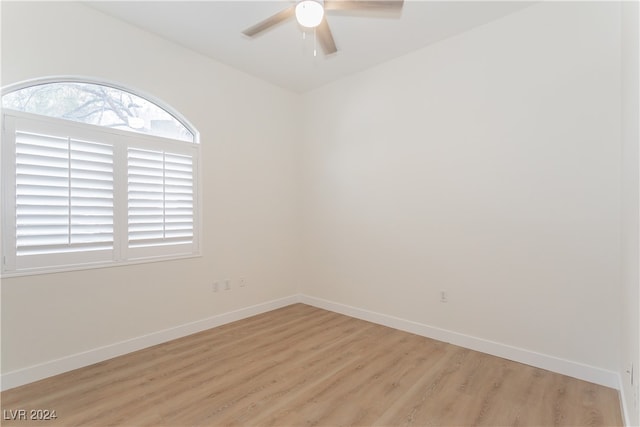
128,148,165,245
70,139,114,246
15,131,114,256
164,153,193,240
16,132,70,254
128,148,194,248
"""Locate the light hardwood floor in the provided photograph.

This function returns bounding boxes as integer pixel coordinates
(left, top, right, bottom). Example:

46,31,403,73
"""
1,304,623,426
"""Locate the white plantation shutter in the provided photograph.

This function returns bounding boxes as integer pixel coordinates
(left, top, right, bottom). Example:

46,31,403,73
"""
15,132,114,256
2,110,200,276
127,148,194,250
15,132,71,254
128,148,165,244
164,153,194,241
70,139,114,247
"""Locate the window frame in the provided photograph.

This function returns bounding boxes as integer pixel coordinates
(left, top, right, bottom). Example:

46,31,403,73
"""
1,78,201,278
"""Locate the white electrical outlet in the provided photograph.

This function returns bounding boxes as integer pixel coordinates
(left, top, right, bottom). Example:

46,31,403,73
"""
224,280,231,291
239,278,246,287
212,282,219,292
440,291,448,303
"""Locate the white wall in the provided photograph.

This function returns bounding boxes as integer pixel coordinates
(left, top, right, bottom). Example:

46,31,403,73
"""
301,1,622,374
1,2,300,374
621,1,640,424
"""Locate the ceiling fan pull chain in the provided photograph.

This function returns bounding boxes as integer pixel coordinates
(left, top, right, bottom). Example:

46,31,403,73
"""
314,28,317,57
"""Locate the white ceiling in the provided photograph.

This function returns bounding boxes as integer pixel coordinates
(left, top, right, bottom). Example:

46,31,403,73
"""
87,1,535,93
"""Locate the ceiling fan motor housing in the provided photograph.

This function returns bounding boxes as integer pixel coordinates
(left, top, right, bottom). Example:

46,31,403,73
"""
296,0,325,28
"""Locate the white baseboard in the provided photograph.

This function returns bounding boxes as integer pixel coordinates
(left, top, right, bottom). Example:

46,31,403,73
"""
299,294,620,390
0,295,299,391
618,374,633,427
1,293,622,401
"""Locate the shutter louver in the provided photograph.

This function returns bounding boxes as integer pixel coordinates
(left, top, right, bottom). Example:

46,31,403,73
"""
15,131,114,256
128,148,193,248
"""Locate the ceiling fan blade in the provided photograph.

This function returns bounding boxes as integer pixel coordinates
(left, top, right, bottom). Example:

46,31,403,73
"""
324,0,404,11
242,6,295,37
317,18,337,55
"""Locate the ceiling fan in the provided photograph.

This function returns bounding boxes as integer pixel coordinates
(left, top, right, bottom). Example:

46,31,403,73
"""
242,0,404,55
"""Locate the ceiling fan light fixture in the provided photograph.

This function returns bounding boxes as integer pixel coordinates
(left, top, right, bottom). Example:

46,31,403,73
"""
295,0,325,28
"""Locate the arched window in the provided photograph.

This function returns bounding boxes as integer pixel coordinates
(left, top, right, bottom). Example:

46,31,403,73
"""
1,78,200,276
2,80,195,142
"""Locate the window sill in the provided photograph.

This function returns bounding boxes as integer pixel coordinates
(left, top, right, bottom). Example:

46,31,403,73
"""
1,252,202,278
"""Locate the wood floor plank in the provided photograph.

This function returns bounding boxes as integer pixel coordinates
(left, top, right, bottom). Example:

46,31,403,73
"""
0,304,623,427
